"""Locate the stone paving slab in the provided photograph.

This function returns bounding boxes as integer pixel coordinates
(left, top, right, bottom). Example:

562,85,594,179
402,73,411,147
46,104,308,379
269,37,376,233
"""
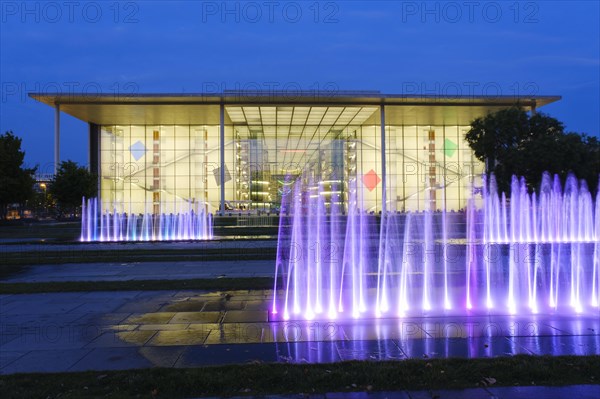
86,330,157,348
1,349,92,374
397,336,533,359
223,310,269,323
205,326,263,344
200,385,600,399
279,341,343,364
1,289,600,374
127,312,176,324
68,347,155,371
147,329,211,346
137,323,190,331
79,291,144,300
168,311,222,324
174,343,281,367
485,384,600,399
0,326,103,351
542,318,600,335
407,389,491,399
510,335,600,356
138,345,187,367
79,312,132,326
0,351,28,369
337,339,405,361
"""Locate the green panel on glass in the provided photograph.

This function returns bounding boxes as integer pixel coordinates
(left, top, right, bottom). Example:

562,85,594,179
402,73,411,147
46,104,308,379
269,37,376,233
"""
444,138,458,157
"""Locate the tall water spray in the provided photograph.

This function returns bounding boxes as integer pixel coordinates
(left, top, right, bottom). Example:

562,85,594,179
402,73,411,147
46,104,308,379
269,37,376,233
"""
274,175,376,320
482,173,599,314
274,172,599,320
80,197,213,242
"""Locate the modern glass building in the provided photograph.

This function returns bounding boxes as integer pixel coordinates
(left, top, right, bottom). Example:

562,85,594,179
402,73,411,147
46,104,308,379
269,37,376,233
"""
30,91,560,215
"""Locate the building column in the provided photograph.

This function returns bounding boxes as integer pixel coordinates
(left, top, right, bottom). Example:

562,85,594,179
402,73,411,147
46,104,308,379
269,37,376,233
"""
428,129,437,211
220,103,226,216
380,105,386,213
152,130,161,216
88,123,100,194
54,103,60,174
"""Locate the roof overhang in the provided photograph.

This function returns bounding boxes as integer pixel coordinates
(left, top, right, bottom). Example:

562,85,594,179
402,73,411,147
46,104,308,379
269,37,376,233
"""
29,92,561,126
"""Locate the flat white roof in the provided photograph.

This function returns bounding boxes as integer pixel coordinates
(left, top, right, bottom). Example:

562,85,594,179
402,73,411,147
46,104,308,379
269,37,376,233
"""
29,92,561,126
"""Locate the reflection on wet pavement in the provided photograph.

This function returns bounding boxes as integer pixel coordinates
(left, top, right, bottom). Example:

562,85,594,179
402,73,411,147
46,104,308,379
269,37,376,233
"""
1,289,599,374
97,289,600,364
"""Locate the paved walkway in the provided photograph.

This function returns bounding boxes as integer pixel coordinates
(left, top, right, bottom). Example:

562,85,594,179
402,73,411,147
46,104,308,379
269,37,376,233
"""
203,385,600,398
0,238,277,253
4,260,275,282
1,289,599,374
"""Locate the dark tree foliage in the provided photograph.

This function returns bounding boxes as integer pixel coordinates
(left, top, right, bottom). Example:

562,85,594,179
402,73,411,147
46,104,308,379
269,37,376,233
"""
465,107,600,194
0,131,36,219
49,161,97,217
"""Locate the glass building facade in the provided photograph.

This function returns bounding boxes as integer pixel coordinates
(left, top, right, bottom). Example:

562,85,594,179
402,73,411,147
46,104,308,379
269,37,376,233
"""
100,124,220,215
30,92,559,215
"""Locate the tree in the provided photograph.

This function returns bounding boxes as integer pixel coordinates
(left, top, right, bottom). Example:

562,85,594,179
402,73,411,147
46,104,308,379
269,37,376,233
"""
465,107,600,194
49,161,97,218
0,131,36,219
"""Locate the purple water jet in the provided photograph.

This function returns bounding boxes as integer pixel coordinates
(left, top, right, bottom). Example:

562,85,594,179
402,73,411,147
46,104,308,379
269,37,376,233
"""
80,197,213,242
273,172,599,320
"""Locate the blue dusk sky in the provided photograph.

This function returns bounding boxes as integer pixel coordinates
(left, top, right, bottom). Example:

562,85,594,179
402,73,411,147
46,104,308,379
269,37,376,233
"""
1,1,598,171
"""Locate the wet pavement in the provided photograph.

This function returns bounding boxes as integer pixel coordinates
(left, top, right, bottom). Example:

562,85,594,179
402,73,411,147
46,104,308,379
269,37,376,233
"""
200,385,600,398
1,289,599,374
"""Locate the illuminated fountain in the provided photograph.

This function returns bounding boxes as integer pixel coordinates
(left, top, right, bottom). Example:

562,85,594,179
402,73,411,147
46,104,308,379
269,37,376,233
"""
273,172,599,320
480,173,599,314
80,197,213,242
273,176,377,321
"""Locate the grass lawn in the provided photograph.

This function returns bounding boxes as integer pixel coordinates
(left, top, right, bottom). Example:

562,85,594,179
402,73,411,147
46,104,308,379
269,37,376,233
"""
1,356,598,398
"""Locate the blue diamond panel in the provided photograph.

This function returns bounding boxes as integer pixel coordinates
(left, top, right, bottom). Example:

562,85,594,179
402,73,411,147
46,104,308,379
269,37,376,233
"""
129,140,147,161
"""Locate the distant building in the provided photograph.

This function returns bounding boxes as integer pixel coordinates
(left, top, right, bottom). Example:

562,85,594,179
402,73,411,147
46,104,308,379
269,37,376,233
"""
30,91,560,215
34,173,53,193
